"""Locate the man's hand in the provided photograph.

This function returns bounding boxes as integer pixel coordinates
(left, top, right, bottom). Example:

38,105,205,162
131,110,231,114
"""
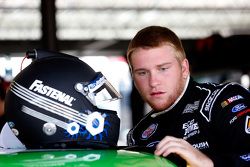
154,136,214,167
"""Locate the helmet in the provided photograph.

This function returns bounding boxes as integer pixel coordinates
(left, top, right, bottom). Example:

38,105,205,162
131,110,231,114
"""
4,49,121,149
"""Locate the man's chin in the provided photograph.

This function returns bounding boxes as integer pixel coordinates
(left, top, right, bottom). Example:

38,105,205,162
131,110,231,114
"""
150,100,174,111
150,105,167,112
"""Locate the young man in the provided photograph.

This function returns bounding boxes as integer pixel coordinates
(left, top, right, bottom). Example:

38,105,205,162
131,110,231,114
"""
126,26,250,167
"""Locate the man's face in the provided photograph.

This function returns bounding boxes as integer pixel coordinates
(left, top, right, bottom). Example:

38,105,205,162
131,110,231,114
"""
130,44,189,111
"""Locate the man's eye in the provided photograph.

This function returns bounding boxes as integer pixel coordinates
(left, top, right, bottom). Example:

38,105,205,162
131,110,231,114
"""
160,67,168,71
136,71,147,76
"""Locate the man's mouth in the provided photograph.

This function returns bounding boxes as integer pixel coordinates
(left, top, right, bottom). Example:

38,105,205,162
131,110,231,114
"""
150,91,164,96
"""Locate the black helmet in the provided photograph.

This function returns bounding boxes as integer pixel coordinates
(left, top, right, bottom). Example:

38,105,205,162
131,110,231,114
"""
4,49,121,149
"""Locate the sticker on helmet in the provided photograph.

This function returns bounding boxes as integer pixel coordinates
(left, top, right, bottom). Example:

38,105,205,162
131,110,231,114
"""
86,112,104,136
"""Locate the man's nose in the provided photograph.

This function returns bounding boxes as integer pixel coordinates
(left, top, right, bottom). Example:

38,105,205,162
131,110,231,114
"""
149,72,160,87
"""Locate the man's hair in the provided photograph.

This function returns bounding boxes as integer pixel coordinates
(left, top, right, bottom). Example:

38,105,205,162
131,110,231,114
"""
127,26,186,68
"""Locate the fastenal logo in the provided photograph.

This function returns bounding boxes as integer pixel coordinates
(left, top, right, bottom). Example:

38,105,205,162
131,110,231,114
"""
29,79,76,106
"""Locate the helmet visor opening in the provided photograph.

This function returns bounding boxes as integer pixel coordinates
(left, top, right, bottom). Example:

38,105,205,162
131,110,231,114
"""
75,72,122,106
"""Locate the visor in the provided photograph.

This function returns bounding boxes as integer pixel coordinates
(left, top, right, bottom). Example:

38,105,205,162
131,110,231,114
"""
75,72,122,106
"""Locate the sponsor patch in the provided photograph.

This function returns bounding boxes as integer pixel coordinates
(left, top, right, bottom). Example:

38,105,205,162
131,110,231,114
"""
146,141,160,148
227,95,243,103
182,119,200,140
229,109,250,124
221,101,229,108
141,123,158,140
232,103,247,113
182,101,200,114
240,153,250,161
229,116,237,124
192,141,209,150
245,116,250,134
204,89,219,112
221,95,243,108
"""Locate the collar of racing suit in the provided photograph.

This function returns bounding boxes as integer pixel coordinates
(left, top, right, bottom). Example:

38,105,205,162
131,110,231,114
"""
151,75,190,118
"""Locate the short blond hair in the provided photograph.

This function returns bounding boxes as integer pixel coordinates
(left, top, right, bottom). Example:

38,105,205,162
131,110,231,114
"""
127,26,186,68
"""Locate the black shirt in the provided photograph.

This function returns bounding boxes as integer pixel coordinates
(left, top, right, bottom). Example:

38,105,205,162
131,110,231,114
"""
127,77,250,166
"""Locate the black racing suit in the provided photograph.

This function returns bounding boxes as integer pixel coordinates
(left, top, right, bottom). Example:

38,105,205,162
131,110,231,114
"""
127,77,250,167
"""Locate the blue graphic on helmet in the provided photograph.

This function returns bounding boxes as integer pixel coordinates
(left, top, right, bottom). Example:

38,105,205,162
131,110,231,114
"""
64,113,111,142
92,118,100,128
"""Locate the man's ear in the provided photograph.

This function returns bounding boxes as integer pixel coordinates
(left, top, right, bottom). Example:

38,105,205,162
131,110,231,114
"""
181,58,190,79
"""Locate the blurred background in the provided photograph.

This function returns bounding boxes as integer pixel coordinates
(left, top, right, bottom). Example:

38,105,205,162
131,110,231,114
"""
0,0,250,145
